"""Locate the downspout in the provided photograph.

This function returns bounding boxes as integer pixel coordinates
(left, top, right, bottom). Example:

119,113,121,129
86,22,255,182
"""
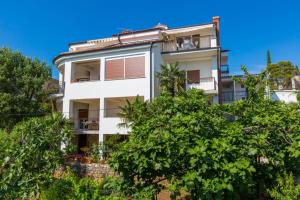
150,42,154,100
117,33,122,44
217,47,223,104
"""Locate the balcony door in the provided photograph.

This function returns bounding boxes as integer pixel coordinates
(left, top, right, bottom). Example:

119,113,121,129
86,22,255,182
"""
78,109,88,129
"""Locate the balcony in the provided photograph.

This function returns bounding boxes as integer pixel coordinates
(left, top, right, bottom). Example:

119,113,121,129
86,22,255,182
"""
71,99,100,134
186,77,217,93
71,60,100,83
221,65,229,74
162,35,213,53
222,91,247,103
49,81,65,98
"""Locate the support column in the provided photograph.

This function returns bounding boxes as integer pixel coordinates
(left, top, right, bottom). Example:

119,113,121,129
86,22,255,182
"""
100,57,105,81
99,97,105,144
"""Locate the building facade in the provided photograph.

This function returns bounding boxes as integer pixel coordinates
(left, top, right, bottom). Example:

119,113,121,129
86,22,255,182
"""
53,16,229,150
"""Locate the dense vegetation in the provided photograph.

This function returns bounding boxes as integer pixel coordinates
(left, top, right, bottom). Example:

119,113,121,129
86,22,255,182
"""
1,48,300,199
0,48,51,130
108,66,300,199
0,114,72,199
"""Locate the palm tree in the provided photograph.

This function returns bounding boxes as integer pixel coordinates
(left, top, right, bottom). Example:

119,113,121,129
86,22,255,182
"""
117,96,146,128
156,62,186,96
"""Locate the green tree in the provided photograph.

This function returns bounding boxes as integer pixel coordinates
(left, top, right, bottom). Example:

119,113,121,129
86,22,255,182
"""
0,113,72,199
266,61,298,90
267,49,272,65
156,62,186,96
109,67,300,199
0,47,51,130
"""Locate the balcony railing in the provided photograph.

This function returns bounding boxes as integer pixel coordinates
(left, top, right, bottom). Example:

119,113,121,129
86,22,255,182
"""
221,65,229,74
222,91,247,103
49,81,64,96
186,77,216,91
162,35,212,53
78,118,99,131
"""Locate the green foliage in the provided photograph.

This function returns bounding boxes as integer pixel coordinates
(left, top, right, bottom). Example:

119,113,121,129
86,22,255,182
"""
40,168,126,200
267,49,272,65
40,178,74,200
156,62,186,96
268,172,300,200
0,47,51,130
109,66,300,199
0,113,72,199
117,96,147,128
297,91,300,103
90,143,103,162
266,61,299,90
65,143,78,155
233,65,267,102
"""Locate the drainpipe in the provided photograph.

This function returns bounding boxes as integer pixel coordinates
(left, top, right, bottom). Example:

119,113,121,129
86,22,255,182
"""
217,48,223,104
117,33,122,44
150,42,154,100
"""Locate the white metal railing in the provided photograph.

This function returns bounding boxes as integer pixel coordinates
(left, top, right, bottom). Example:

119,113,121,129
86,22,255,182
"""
186,77,216,91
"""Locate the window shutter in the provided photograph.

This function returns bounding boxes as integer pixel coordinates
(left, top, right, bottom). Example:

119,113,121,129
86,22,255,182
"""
105,59,124,80
187,70,200,84
125,56,145,78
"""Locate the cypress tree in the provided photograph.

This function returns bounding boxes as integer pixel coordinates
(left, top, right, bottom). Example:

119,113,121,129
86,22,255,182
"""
267,50,272,65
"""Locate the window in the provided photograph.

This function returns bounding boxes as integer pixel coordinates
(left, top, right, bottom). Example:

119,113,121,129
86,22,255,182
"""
125,56,145,78
105,56,145,80
105,59,124,80
187,70,200,84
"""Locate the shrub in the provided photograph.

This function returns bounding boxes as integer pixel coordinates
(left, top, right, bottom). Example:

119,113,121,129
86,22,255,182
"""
268,172,300,200
90,143,102,162
40,179,74,200
0,113,72,199
65,143,78,155
46,167,106,200
296,91,300,103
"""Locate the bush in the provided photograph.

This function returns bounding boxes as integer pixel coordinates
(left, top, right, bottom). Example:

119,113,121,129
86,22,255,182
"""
268,172,300,200
65,143,78,155
296,91,300,103
40,179,74,200
0,113,72,199
40,167,110,200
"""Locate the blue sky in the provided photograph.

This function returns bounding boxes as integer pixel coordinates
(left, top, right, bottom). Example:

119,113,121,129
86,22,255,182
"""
0,0,299,78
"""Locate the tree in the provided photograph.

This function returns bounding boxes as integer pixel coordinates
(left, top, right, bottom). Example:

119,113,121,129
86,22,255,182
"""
109,67,300,199
0,113,72,199
0,48,51,130
267,49,272,65
156,62,186,96
266,61,299,90
117,96,147,129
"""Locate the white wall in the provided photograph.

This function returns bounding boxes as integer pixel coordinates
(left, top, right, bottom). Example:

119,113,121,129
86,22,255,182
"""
178,59,212,78
272,90,298,103
59,45,152,143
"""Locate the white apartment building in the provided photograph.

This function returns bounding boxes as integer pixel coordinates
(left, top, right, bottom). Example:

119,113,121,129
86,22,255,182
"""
53,16,229,150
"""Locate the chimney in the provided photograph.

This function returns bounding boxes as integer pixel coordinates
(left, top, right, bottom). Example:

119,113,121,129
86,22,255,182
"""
212,16,220,46
213,16,220,32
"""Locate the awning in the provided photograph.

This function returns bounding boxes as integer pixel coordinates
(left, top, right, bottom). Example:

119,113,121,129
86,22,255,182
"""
162,24,213,36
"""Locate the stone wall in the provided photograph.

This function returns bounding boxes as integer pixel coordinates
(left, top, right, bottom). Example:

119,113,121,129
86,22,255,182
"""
60,162,114,179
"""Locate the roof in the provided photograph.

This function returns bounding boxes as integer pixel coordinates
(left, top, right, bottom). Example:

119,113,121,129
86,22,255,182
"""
54,21,216,64
53,40,162,64
111,27,164,36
